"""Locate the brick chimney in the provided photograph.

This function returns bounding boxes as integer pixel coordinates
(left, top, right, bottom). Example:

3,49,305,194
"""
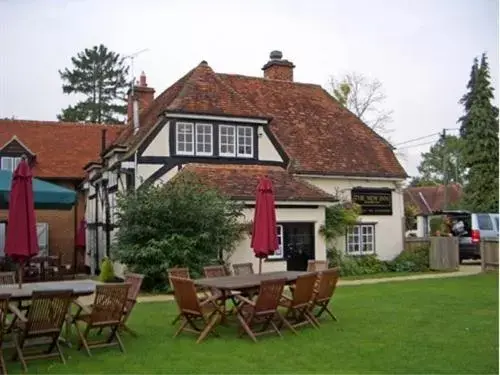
262,50,295,81
127,71,155,124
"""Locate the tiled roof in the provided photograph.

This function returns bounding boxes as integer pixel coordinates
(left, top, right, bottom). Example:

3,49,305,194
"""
181,164,336,202
167,62,267,119
113,62,268,153
0,119,124,179
219,74,406,178
116,61,406,178
404,184,463,215
112,67,196,150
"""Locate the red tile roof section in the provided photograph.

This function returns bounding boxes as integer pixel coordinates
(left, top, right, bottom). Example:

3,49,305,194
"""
166,62,267,118
0,119,124,179
182,164,336,202
219,74,406,178
114,61,406,178
404,184,463,215
113,62,268,153
112,67,196,150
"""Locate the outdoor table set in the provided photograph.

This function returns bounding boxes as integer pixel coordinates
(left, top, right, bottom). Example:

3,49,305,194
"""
168,263,340,344
0,273,144,374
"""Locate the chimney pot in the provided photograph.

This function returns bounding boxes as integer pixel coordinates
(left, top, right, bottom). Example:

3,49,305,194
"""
127,71,155,125
270,50,283,60
139,71,147,87
262,50,295,81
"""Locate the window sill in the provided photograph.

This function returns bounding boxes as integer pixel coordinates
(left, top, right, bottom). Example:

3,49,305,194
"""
265,257,285,262
345,253,376,257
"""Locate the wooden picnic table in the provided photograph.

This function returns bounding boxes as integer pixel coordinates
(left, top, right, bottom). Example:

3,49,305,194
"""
0,279,99,347
0,279,98,300
194,271,307,291
194,271,307,322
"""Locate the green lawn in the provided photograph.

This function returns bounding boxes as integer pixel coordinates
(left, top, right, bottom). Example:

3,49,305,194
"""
341,270,454,280
8,274,499,374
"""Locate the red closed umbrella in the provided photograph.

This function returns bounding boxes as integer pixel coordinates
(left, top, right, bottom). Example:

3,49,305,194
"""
4,159,40,288
75,219,86,248
251,176,278,274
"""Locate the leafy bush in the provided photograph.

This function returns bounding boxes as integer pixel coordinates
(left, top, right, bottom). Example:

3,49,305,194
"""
386,245,429,272
99,257,115,282
113,172,246,292
405,204,418,230
430,216,444,236
320,202,361,241
328,244,430,276
327,248,388,276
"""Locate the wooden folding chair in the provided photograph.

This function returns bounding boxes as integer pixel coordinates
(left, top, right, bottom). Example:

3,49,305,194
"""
167,267,190,281
0,272,30,334
43,256,62,281
279,272,319,330
120,273,143,337
309,268,340,325
306,260,328,272
232,263,254,276
235,278,294,342
170,277,222,344
0,272,15,285
167,268,200,325
9,290,73,373
98,273,144,336
232,263,258,299
203,265,239,314
0,293,11,375
71,283,130,356
203,265,227,278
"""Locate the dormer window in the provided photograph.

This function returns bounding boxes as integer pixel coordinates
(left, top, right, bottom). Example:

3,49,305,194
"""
195,123,213,156
175,122,213,156
1,156,22,172
173,120,255,159
176,122,194,155
219,125,253,158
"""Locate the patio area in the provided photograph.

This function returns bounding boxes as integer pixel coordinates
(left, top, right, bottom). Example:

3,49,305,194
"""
4,273,497,374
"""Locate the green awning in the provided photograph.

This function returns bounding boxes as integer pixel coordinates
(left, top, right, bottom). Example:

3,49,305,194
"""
0,169,77,210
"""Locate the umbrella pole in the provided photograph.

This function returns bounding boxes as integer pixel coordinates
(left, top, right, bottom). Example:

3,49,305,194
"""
259,258,262,274
18,262,23,289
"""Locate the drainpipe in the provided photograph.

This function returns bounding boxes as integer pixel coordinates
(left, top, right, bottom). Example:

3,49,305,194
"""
102,177,111,258
73,185,79,274
93,182,99,275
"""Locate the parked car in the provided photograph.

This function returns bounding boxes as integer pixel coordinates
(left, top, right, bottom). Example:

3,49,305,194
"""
441,210,499,263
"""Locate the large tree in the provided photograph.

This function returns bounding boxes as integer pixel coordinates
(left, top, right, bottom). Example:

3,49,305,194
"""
416,134,466,186
458,53,499,212
330,72,393,135
58,44,129,124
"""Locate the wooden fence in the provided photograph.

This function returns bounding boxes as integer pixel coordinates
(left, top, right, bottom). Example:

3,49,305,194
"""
404,237,430,252
480,238,499,272
429,237,459,271
404,236,459,271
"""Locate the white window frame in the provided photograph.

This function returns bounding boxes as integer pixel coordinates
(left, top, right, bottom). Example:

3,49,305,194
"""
346,224,375,255
268,224,284,259
236,125,254,158
175,122,195,156
195,123,213,156
0,156,22,172
219,125,236,157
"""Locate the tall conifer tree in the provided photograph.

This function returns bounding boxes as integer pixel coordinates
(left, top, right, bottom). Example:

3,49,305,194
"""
58,44,129,124
458,54,499,212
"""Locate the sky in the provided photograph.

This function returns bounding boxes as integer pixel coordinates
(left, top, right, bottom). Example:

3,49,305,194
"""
0,0,498,177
